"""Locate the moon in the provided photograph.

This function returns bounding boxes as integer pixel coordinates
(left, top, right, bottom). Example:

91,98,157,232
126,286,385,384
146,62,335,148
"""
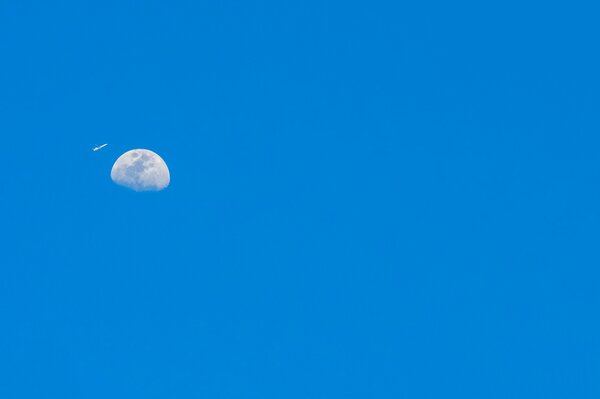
111,149,170,191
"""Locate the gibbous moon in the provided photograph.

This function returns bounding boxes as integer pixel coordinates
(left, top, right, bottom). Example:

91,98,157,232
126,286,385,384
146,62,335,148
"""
111,149,170,191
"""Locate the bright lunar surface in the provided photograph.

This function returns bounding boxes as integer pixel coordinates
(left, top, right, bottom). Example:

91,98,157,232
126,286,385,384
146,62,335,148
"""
111,149,170,191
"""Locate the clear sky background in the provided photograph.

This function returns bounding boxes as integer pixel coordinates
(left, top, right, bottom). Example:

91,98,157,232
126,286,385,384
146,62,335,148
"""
1,1,599,398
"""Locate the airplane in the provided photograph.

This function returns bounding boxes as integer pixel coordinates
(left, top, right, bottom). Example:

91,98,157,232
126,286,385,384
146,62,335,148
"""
92,143,108,152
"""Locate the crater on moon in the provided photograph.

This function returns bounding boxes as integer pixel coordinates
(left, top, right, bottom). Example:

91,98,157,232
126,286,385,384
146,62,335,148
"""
111,149,170,192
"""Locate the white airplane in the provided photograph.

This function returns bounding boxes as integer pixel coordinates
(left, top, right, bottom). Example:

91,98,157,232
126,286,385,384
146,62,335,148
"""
92,143,108,152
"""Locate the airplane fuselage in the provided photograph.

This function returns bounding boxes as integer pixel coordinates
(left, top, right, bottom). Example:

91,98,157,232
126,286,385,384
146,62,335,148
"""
93,144,108,152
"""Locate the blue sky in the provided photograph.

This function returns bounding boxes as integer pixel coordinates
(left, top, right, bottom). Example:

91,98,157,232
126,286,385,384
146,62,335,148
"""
1,1,599,397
